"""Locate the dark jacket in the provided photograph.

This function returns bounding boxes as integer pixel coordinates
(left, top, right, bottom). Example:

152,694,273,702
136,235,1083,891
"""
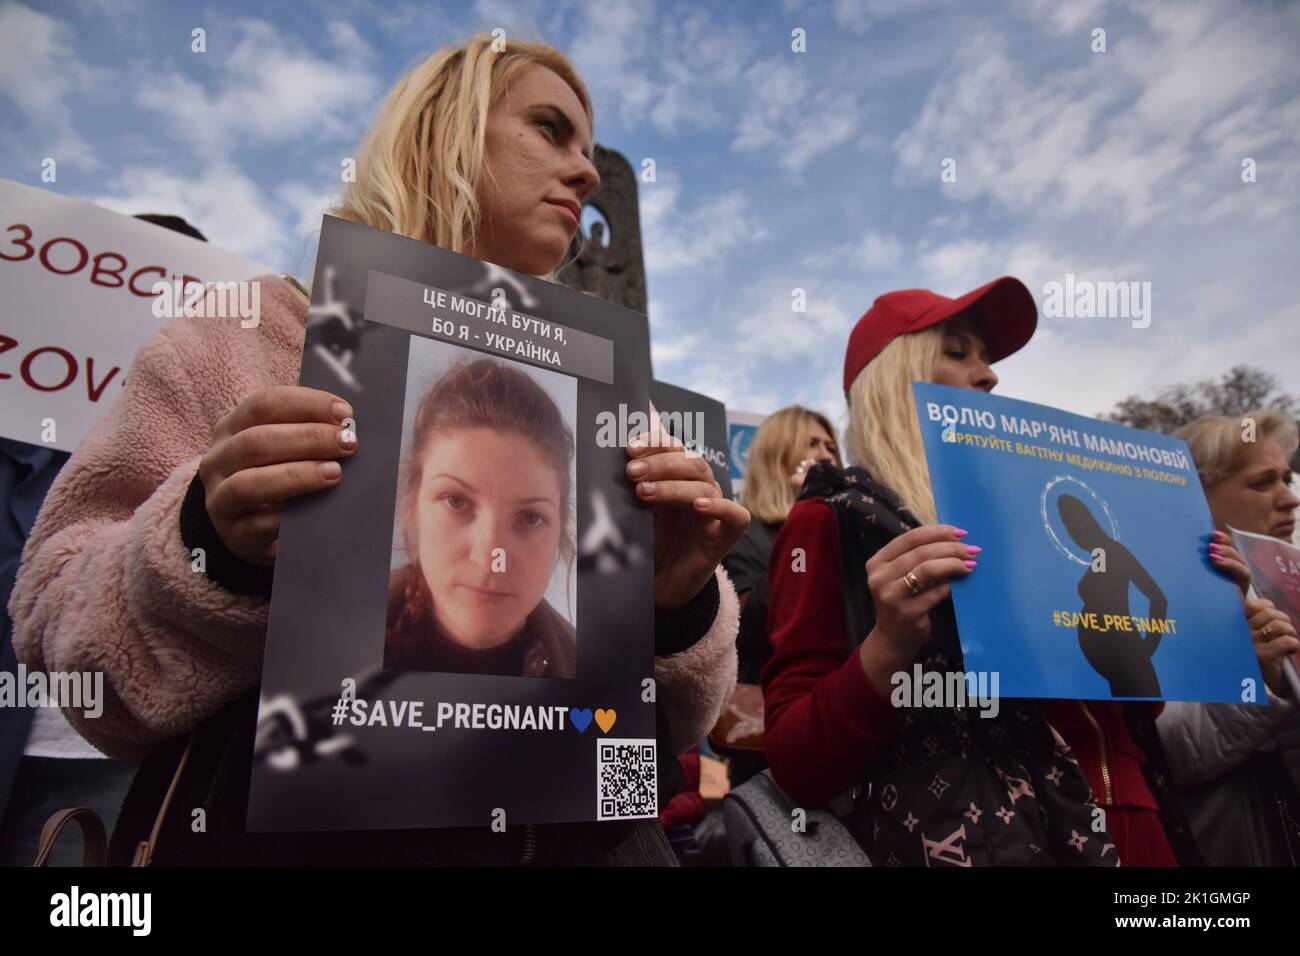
722,519,781,685
383,564,577,678
764,463,1203,866
0,439,69,818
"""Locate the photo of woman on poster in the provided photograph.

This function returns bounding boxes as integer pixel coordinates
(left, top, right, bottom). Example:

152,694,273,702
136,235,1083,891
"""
385,353,578,678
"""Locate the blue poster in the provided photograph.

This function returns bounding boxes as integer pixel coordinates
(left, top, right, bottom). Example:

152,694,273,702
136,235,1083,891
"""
913,381,1262,703
728,422,759,481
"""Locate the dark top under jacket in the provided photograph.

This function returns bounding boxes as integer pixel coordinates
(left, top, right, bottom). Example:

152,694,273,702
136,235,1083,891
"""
0,439,70,817
722,519,782,685
383,563,578,679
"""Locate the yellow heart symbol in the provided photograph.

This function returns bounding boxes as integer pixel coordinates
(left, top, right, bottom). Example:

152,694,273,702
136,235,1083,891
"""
594,708,617,733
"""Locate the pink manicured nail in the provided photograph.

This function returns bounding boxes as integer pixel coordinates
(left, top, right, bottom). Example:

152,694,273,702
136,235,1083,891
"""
1208,544,1223,552
320,461,341,479
1211,530,1229,541
639,481,656,494
966,545,983,555
1209,553,1224,562
963,559,977,568
951,527,969,538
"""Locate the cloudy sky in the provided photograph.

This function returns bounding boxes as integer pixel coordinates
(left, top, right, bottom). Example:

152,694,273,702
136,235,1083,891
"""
3,0,1297,434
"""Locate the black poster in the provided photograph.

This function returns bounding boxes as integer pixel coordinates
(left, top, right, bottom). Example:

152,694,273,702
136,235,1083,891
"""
247,216,657,832
649,379,733,498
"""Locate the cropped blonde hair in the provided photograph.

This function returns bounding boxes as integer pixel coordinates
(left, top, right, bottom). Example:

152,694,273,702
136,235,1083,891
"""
1176,409,1299,488
742,406,841,524
330,33,592,258
843,327,944,525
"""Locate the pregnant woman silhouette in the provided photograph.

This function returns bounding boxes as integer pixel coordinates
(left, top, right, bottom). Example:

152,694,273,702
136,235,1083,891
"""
1058,494,1167,697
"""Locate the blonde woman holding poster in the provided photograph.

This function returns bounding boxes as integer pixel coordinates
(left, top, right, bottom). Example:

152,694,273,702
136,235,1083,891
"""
764,278,1209,866
10,35,743,865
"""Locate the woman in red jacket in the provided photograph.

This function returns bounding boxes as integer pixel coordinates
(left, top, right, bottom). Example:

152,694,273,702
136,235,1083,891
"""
763,277,1209,866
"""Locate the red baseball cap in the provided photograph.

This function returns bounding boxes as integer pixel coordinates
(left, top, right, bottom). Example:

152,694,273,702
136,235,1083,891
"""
842,276,1037,395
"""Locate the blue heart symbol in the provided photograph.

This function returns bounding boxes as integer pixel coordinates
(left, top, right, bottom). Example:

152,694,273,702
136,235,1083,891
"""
570,707,593,733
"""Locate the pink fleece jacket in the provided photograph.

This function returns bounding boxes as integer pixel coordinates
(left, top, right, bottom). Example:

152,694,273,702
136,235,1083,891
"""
9,275,738,759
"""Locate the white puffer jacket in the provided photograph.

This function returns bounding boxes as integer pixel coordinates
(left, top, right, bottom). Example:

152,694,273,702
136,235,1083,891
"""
1157,687,1299,788
1157,680,1300,865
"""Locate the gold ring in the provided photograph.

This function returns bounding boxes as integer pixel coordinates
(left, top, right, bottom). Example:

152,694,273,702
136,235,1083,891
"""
903,570,926,595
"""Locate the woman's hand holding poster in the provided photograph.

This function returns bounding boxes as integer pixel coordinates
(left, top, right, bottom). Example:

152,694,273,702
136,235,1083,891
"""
913,381,1263,704
1227,526,1300,695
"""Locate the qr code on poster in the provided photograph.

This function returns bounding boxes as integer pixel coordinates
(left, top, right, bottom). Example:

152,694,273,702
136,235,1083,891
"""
597,738,657,820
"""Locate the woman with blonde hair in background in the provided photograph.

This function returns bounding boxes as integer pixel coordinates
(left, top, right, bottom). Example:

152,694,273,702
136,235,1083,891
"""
10,34,743,866
1156,409,1300,864
724,406,840,684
